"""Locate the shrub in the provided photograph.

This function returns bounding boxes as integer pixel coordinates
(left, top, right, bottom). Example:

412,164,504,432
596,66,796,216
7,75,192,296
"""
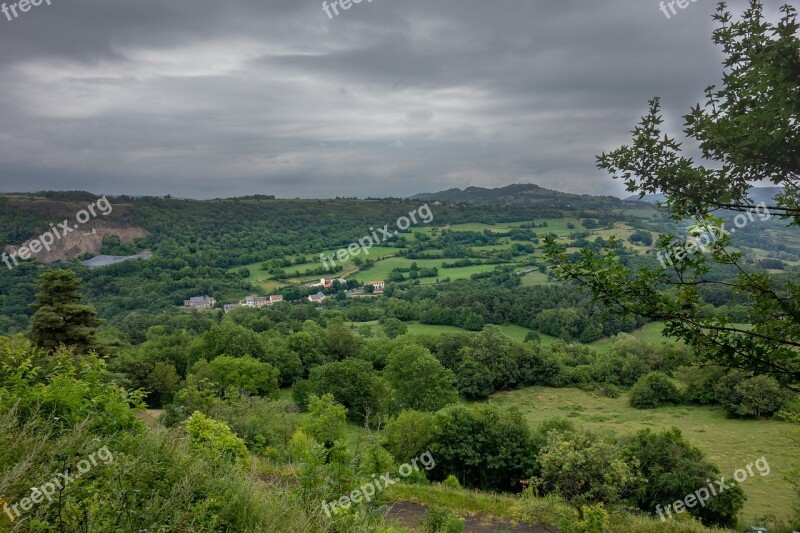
422,506,465,532
629,372,681,409
429,404,533,492
308,358,380,423
382,410,436,464
0,337,142,434
535,429,636,505
385,345,458,412
577,504,609,533
0,409,332,532
200,356,280,398
715,373,787,418
443,475,462,490
184,412,248,463
623,427,746,527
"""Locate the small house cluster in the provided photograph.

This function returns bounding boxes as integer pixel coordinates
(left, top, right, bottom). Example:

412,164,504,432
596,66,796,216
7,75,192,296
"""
183,296,216,310
224,294,284,312
304,277,347,289
366,280,385,294
183,280,386,311
345,280,385,298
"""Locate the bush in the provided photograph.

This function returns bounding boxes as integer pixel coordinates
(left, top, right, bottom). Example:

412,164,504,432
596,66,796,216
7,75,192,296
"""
385,345,458,412
429,404,533,492
443,474,462,490
535,429,636,505
422,506,465,532
184,412,248,463
577,504,609,533
0,409,334,532
382,410,436,464
623,427,746,527
198,356,280,398
629,372,681,409
675,365,726,405
715,372,786,418
0,337,142,434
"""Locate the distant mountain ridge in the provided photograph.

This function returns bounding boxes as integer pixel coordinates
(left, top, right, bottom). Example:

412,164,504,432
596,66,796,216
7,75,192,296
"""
626,186,784,206
410,183,640,208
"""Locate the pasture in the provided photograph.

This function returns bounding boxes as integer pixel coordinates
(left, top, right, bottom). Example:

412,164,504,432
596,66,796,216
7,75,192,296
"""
487,386,797,524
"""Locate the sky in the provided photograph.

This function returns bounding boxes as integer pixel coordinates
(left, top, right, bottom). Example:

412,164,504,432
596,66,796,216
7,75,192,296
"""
0,0,762,199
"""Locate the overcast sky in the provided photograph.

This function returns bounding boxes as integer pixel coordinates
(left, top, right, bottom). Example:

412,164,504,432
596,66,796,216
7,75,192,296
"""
0,0,765,199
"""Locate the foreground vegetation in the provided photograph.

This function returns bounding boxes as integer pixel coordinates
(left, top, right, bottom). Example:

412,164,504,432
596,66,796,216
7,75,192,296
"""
1,2,799,530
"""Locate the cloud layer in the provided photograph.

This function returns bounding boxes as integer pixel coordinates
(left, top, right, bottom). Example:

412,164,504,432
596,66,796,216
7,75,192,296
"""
0,0,753,198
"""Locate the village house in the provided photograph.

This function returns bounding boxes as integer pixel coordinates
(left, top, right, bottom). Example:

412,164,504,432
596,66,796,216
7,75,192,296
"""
366,280,385,294
345,288,366,298
242,295,270,308
308,291,326,303
183,296,216,310
223,294,285,312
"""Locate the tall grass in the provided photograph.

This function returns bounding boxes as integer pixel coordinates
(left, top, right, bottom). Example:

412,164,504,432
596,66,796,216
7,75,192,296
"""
0,408,363,532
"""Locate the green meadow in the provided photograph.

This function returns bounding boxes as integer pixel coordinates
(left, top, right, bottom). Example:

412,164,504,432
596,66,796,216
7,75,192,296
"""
487,386,797,523
351,257,502,283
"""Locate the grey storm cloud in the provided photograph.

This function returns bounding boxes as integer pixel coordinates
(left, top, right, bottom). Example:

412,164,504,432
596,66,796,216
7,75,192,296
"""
0,0,759,198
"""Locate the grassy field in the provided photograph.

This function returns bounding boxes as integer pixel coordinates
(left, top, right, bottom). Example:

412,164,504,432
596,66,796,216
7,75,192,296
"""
487,386,798,524
404,322,560,345
590,322,670,352
590,322,753,353
519,270,553,286
230,246,399,280
351,257,501,283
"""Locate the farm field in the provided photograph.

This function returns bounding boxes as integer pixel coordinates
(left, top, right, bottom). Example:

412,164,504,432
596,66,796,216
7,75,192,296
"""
230,246,400,279
229,215,646,293
519,270,553,286
418,218,584,236
351,257,502,283
590,322,753,352
590,322,671,352
487,386,797,524
404,322,559,345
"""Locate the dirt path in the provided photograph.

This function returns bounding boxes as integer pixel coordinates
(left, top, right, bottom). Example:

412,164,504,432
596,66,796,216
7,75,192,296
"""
136,409,163,426
383,502,556,533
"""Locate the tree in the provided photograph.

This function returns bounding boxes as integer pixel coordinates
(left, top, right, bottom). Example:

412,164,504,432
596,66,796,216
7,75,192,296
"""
629,372,681,409
623,427,746,527
384,344,458,412
675,364,727,405
381,410,436,464
731,375,786,417
302,394,347,448
323,321,362,361
536,428,636,506
287,331,324,373
715,372,786,417
29,270,101,353
457,326,518,392
381,318,408,339
146,362,180,407
455,357,494,400
544,2,800,389
309,358,379,423
429,404,533,492
185,412,248,463
201,356,280,398
186,321,267,367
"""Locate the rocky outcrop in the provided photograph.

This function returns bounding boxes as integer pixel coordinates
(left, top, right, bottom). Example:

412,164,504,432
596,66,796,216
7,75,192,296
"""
4,223,149,264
